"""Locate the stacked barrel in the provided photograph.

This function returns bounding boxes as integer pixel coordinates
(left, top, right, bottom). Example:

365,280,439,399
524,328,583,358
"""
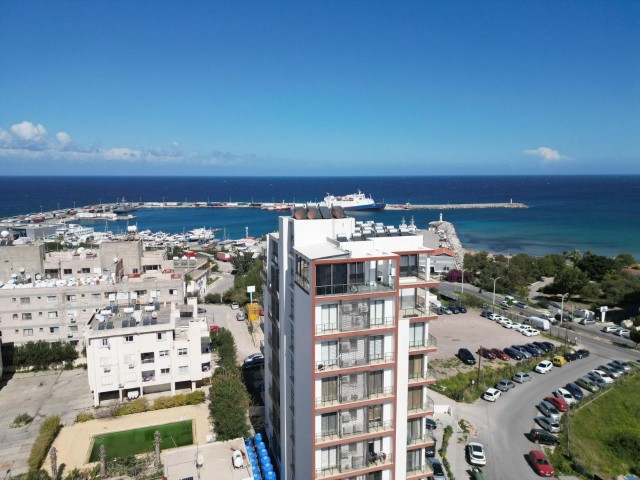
244,433,277,480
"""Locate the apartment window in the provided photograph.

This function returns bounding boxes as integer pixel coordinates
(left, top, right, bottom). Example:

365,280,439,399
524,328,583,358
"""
368,404,383,428
319,304,338,332
49,327,60,334
81,268,91,274
124,335,134,343
69,325,78,332
400,254,418,277
12,313,18,320
157,332,167,341
178,348,188,356
39,312,43,316
48,311,58,319
63,269,72,275
92,293,101,300
409,322,425,348
100,339,109,347
12,297,16,303
47,296,57,303
22,313,32,321
66,294,76,302
39,328,44,332
124,354,136,364
141,352,155,364
370,299,385,326
160,368,170,375
321,377,338,402
159,350,169,357
320,412,338,436
23,328,33,336
409,355,424,380
169,289,177,295
178,365,188,374
408,386,423,410
20,297,30,304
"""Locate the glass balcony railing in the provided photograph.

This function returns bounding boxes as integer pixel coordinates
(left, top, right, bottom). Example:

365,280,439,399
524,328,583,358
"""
315,452,393,479
408,334,437,351
407,396,435,415
316,281,393,297
315,386,394,408
406,462,434,477
408,367,435,383
316,352,395,372
316,420,393,443
406,432,436,446
316,316,394,334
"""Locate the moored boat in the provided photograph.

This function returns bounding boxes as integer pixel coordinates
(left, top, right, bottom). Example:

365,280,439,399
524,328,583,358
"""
323,190,386,211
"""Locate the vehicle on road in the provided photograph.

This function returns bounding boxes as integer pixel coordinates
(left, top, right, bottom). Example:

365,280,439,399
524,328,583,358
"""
535,416,561,433
499,300,510,308
516,301,528,309
428,458,446,480
231,302,240,310
482,387,501,402
602,325,618,333
513,372,533,383
197,307,207,314
609,359,631,372
534,360,553,374
458,348,477,365
552,355,566,367
564,351,578,362
598,364,623,379
495,379,515,392
466,442,487,466
579,317,596,325
540,341,556,351
209,324,220,333
491,348,510,361
587,369,614,384
236,311,246,321
528,428,560,446
575,349,590,359
528,449,555,477
576,376,600,393
545,395,569,412
538,400,561,421
564,382,585,400
504,347,524,360
480,310,491,318
477,347,497,360
553,387,577,405
615,328,630,338
243,353,264,369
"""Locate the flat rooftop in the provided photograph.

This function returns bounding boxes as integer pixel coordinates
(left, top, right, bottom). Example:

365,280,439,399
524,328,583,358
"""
88,304,173,334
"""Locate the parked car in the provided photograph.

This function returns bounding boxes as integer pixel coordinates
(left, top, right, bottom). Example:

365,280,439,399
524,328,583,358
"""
236,311,246,321
425,418,437,430
495,379,515,392
504,347,524,360
458,305,468,313
523,345,541,358
477,347,497,360
587,369,614,384
441,307,453,315
466,442,487,466
586,373,611,388
538,400,561,421
533,341,551,353
575,349,590,359
482,387,501,402
515,301,528,309
528,449,555,477
579,317,596,325
545,395,569,412
428,457,446,480
616,328,631,338
564,382,585,400
458,348,477,365
522,327,541,337
575,376,600,393
512,345,532,359
564,351,578,362
525,343,544,355
528,428,560,446
598,364,623,379
490,348,510,361
242,353,264,369
209,324,220,333
534,360,553,374
450,306,460,314
535,416,561,433
508,321,523,330
197,307,207,314
480,310,491,318
540,341,556,351
499,300,510,308
515,324,530,333
231,302,240,310
499,319,513,328
602,325,618,333
513,372,533,383
552,355,566,367
553,387,577,405
609,359,631,372
488,313,501,321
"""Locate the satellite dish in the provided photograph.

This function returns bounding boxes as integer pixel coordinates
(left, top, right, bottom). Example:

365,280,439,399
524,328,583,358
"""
1,231,9,238
19,267,25,273
113,257,119,264
196,454,204,468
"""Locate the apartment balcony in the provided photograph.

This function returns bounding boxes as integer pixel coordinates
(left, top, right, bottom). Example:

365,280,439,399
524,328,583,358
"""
408,334,438,353
316,352,395,373
406,432,436,449
315,386,394,409
141,370,155,383
408,367,436,386
406,462,434,478
315,453,393,479
316,316,394,336
407,396,435,417
316,281,394,298
316,420,394,445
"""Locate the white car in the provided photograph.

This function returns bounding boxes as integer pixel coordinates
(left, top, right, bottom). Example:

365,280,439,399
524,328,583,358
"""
553,387,577,405
499,318,513,327
515,324,530,333
231,302,240,310
534,360,553,374
508,322,522,330
488,313,501,321
602,325,618,333
522,327,540,337
482,387,502,402
615,328,630,338
466,442,487,466
587,369,614,384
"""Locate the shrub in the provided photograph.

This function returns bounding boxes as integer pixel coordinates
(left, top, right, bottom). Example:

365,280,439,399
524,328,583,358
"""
74,412,94,423
152,390,205,410
204,293,222,304
11,413,34,428
13,341,78,370
186,390,206,405
115,398,149,416
28,415,61,471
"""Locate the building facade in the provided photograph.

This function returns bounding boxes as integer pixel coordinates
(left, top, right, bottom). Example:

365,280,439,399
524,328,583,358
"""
86,298,211,406
263,210,440,480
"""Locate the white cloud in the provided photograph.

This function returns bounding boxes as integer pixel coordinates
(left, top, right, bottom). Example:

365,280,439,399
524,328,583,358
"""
523,146,571,164
56,131,72,146
10,121,48,143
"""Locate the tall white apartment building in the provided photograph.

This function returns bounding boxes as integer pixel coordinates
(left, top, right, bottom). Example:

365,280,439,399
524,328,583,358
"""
86,298,211,406
264,207,440,480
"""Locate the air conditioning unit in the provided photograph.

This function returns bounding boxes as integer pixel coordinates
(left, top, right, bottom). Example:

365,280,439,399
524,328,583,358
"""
129,363,135,369
67,333,73,338
118,383,124,388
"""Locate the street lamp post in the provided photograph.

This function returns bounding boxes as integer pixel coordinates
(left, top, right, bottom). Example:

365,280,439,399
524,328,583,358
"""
491,277,501,311
460,268,467,294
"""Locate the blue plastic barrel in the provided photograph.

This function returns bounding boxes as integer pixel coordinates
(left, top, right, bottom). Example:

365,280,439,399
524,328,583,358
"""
254,433,263,442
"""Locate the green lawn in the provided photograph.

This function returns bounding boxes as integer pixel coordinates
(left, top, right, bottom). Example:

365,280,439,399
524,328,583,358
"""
89,420,193,461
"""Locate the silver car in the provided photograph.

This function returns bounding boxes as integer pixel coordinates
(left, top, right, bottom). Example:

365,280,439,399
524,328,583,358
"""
598,364,623,379
536,416,561,433
609,360,631,372
538,400,561,421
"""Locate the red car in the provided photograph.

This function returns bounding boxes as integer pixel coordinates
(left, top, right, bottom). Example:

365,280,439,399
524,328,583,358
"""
545,395,569,412
477,347,497,360
209,324,220,333
528,449,554,477
490,348,510,361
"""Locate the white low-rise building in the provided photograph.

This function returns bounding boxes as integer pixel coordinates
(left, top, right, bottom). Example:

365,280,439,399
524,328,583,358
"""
86,298,211,406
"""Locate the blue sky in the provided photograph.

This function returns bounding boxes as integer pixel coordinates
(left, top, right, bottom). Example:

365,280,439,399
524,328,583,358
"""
0,1,638,176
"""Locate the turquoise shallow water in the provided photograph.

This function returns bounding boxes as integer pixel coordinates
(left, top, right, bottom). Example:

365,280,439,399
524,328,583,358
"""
1,175,638,258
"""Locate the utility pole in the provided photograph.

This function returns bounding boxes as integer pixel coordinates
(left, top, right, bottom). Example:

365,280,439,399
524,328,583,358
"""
476,346,482,386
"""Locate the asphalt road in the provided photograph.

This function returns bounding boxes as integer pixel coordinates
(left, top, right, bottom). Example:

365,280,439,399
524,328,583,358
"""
449,330,640,479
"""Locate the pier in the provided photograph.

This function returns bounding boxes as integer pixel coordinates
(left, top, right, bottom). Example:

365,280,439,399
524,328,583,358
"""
386,202,527,211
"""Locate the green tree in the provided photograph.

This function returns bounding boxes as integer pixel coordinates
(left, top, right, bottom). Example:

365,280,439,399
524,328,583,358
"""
209,372,251,441
580,281,601,301
615,253,637,268
600,271,640,305
537,254,566,277
630,329,640,348
546,267,589,297
576,253,618,282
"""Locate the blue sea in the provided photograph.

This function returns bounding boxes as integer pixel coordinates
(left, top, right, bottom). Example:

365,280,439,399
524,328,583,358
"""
0,176,638,259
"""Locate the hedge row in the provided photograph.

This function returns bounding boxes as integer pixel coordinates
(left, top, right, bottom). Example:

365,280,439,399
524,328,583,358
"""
114,391,206,416
28,415,61,471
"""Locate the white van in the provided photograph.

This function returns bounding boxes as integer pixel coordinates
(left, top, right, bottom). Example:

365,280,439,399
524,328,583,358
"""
504,296,515,302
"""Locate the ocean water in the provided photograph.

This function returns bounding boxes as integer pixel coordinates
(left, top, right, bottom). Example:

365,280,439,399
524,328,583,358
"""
0,175,638,258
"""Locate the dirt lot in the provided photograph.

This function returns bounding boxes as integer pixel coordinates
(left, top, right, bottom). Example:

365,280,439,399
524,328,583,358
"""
428,307,561,377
